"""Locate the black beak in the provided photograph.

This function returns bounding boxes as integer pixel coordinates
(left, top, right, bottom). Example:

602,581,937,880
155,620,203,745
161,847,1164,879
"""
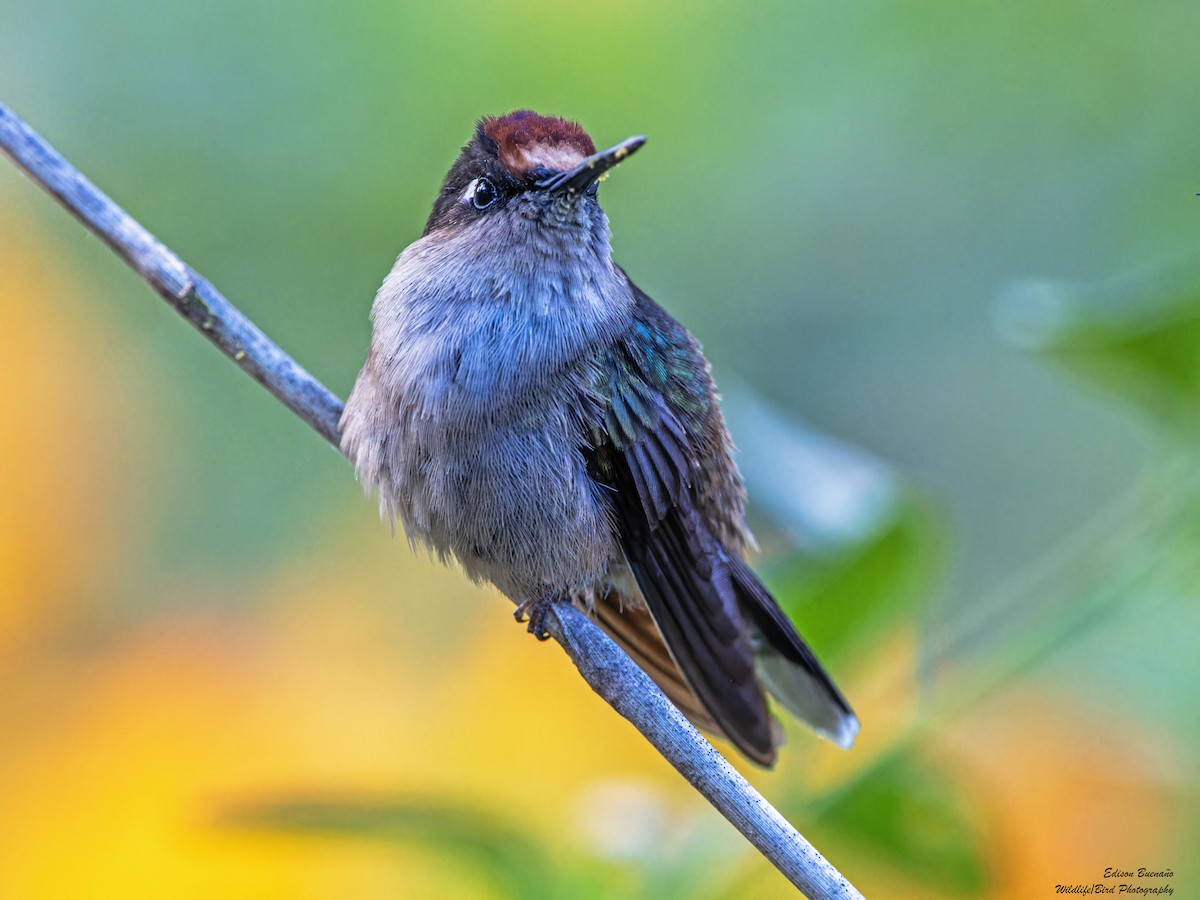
535,135,646,196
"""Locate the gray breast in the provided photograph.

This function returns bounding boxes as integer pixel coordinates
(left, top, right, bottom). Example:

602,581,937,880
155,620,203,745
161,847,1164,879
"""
341,216,633,602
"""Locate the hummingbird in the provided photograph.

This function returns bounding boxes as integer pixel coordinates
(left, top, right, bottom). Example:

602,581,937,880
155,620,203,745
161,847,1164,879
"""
340,110,858,765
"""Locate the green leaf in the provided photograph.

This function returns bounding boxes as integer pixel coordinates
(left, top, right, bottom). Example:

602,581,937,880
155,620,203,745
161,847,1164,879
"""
770,494,944,664
218,795,562,899
995,267,1200,432
813,751,989,895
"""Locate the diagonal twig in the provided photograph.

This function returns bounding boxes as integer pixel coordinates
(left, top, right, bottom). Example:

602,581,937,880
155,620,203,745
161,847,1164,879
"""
0,99,863,900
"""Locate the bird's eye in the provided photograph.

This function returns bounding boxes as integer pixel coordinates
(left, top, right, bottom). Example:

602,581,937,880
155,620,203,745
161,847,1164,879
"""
466,177,498,210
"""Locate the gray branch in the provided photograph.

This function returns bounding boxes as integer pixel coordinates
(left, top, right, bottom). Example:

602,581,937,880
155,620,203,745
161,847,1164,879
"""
0,100,864,900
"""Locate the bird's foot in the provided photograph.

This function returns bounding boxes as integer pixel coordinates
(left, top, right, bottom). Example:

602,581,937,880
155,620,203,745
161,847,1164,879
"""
513,594,561,641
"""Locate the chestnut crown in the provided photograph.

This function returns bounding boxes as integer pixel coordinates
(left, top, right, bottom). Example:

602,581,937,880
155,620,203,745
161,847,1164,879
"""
422,110,643,235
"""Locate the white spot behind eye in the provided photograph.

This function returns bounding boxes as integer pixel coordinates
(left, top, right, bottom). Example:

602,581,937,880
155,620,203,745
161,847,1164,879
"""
462,177,498,210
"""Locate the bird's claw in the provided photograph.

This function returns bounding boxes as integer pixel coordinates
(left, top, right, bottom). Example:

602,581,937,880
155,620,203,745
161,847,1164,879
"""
514,595,557,641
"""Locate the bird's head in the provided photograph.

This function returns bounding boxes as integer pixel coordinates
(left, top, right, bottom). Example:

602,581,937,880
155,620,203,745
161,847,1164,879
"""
422,110,645,241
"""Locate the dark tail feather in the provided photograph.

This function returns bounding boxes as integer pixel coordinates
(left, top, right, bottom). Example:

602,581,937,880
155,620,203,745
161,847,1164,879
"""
728,555,860,749
624,513,779,767
604,447,779,764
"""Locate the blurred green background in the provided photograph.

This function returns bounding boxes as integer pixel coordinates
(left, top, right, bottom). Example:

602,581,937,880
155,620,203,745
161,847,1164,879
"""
2,1,1198,897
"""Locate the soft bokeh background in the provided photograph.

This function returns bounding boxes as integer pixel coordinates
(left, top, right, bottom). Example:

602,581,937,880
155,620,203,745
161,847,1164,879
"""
2,2,1198,897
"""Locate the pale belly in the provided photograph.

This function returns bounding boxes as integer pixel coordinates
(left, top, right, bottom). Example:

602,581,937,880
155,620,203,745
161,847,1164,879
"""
392,406,619,603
